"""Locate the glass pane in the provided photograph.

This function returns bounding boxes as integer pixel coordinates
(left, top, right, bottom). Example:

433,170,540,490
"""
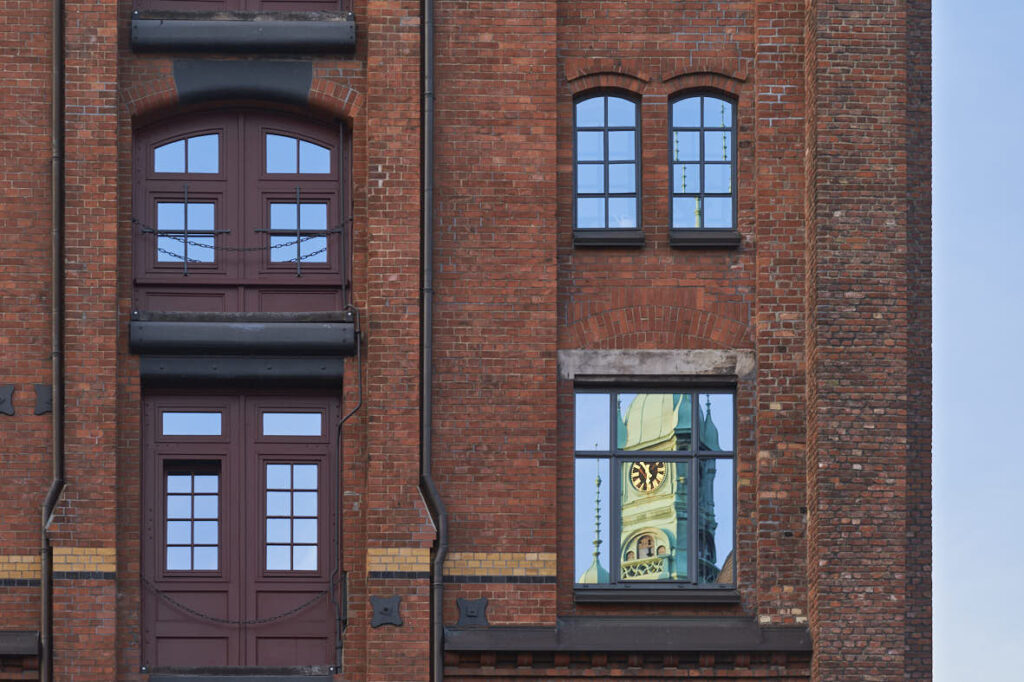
267,134,297,173
167,495,191,519
704,197,733,228
293,545,317,571
620,460,687,581
266,464,291,489
157,237,185,263
607,197,637,228
270,236,295,262
607,97,635,127
293,518,317,543
263,412,322,436
293,465,318,490
673,163,700,194
193,494,218,519
270,203,298,231
193,475,218,493
267,518,291,543
575,393,610,451
698,458,733,584
166,475,191,494
705,164,732,194
704,131,732,162
193,546,218,570
193,521,218,544
698,393,734,451
157,203,184,231
673,196,700,229
154,140,185,173
267,545,291,570
166,547,191,571
573,458,610,584
704,97,733,128
293,492,317,517
576,131,603,161
299,140,331,173
267,491,291,516
672,97,701,127
187,203,215,231
617,393,692,451
187,134,219,173
299,204,328,230
188,237,215,263
162,412,221,436
576,198,605,228
672,131,699,162
299,237,328,263
166,521,191,545
576,164,603,193
607,131,635,161
575,97,604,127
608,164,635,194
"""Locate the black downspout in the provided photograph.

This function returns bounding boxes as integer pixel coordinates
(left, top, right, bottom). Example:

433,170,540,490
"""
420,0,447,679
41,0,66,676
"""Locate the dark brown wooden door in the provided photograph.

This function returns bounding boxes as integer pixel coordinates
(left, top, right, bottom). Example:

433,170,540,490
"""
142,392,339,668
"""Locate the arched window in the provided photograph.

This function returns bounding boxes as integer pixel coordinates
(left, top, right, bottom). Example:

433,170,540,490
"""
573,93,640,233
134,111,349,313
670,93,735,231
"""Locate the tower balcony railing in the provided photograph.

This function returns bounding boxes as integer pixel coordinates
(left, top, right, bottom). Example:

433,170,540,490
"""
620,555,668,580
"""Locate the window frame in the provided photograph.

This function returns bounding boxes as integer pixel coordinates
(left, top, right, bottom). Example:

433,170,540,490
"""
572,91,645,247
668,90,741,249
572,383,740,603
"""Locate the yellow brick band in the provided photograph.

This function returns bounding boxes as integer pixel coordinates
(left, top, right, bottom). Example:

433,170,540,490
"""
443,552,556,577
0,548,116,578
365,547,431,573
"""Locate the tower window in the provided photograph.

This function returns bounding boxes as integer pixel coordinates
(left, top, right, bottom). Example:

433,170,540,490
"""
574,389,736,588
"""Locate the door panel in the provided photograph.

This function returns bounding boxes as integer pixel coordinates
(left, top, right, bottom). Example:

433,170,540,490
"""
142,392,339,668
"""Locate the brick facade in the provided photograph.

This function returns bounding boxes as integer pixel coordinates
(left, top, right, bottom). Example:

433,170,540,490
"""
0,0,930,680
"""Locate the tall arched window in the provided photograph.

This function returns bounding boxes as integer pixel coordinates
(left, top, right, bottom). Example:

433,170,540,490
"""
573,93,640,235
670,92,736,231
134,111,349,313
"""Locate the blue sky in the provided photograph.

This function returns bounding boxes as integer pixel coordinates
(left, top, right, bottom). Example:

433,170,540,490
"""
934,2,1024,678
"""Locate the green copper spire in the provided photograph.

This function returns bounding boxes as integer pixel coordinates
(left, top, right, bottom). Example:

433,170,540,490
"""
578,472,609,584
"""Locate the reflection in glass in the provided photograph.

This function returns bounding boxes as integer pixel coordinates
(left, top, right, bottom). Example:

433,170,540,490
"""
575,97,604,127
575,393,610,451
619,460,687,580
698,458,733,584
705,131,732,162
299,141,331,173
269,205,329,264
606,97,636,127
262,412,322,436
156,202,216,264
574,458,610,584
154,140,185,173
577,164,603,193
672,97,700,127
265,463,319,571
607,131,635,161
187,134,219,173
165,470,219,571
267,134,297,173
576,131,603,161
608,164,635,194
608,198,637,228
704,197,733,228
673,131,699,162
576,198,605,229
705,164,732,194
704,97,733,128
672,197,700,229
674,163,701,194
162,412,222,436
698,393,734,451
616,393,692,451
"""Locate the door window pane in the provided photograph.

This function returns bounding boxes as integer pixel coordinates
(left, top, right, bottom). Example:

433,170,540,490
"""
262,412,322,436
162,412,222,436
265,463,319,571
187,134,219,173
165,469,219,572
267,134,298,173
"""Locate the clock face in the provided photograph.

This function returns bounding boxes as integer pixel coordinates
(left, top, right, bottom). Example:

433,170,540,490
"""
629,461,666,492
